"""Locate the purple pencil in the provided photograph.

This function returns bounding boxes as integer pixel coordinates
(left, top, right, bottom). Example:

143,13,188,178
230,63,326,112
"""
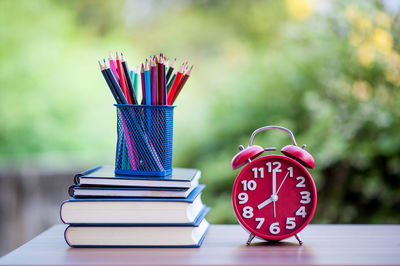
150,58,157,105
140,64,146,105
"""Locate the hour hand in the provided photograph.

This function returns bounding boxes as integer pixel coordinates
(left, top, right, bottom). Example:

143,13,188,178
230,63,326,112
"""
257,197,273,209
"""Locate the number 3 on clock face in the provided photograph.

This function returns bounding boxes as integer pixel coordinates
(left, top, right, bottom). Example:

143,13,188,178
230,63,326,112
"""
232,155,317,241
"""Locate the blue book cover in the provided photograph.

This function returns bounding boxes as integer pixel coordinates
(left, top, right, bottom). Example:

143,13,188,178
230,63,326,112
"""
64,211,210,247
69,185,195,198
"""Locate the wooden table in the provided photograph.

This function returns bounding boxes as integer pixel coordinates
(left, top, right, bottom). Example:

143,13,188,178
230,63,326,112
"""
0,224,399,265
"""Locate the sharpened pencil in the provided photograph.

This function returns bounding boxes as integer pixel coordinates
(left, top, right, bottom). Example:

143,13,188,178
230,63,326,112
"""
150,58,157,105
171,65,193,105
140,64,145,105
167,73,176,92
166,58,176,83
167,63,184,105
109,53,119,82
99,61,121,104
162,57,167,105
116,52,133,104
121,54,138,104
144,60,151,105
103,60,128,104
157,56,163,105
133,67,139,97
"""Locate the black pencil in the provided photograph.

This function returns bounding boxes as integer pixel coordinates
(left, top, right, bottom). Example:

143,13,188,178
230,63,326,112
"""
121,54,138,104
166,58,176,84
103,60,128,104
99,61,122,104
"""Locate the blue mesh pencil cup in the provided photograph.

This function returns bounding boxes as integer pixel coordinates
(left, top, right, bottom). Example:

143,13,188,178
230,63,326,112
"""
114,104,175,177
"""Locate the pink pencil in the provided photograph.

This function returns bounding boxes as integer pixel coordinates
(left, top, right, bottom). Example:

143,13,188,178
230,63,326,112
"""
150,58,157,105
109,52,119,82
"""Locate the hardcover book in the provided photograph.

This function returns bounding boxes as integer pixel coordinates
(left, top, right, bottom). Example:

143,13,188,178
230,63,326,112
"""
74,166,201,188
69,184,197,198
60,184,206,225
64,216,210,247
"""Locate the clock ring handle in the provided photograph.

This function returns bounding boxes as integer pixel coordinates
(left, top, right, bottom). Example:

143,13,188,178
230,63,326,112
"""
248,125,298,147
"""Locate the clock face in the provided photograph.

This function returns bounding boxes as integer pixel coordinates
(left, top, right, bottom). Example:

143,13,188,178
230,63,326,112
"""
232,154,317,241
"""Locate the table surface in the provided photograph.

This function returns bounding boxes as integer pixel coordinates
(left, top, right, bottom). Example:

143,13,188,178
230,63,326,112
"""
0,224,399,266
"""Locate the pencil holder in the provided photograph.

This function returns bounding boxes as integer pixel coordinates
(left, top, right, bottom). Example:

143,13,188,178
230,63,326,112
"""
114,104,175,177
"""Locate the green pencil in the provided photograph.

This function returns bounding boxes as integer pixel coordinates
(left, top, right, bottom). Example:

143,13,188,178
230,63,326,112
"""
167,73,176,93
133,68,139,97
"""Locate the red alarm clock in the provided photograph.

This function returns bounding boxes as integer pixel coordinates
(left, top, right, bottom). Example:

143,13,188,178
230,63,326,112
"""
231,126,317,245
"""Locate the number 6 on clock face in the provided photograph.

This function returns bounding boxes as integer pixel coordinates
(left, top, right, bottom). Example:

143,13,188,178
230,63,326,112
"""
232,155,317,241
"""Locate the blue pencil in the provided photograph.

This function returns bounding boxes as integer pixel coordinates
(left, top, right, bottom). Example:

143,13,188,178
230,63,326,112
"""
144,61,151,105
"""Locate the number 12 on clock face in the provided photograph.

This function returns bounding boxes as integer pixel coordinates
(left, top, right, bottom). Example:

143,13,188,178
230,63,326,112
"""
232,155,317,241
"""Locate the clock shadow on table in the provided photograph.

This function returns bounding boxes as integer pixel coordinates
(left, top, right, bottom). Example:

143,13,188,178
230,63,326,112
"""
235,239,313,264
246,240,299,247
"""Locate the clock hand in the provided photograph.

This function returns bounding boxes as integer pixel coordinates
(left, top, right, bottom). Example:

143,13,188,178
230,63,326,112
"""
272,170,277,218
257,197,272,209
272,170,277,195
273,201,276,218
276,172,290,195
257,194,278,209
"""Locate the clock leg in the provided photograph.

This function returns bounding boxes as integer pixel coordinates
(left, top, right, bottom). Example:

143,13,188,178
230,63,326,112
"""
295,234,303,245
246,233,256,245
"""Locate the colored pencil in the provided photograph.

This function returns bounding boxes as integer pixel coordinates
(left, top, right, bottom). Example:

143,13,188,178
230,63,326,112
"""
167,73,176,92
166,58,176,83
156,56,163,105
163,57,167,105
121,54,138,104
108,53,119,82
171,65,193,105
144,60,151,105
150,58,157,105
133,67,139,97
129,69,136,96
116,52,133,104
102,52,192,107
103,60,128,104
140,64,145,105
167,64,184,105
100,60,138,169
99,61,121,104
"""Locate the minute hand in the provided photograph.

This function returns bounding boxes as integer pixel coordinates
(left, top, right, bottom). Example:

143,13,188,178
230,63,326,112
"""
272,170,277,195
272,170,277,218
276,172,290,195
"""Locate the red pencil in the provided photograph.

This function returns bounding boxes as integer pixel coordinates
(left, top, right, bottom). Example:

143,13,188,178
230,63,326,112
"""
167,63,185,105
171,65,193,105
157,56,166,105
116,52,133,104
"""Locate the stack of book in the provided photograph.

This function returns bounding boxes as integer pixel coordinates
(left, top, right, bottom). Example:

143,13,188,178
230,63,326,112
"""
60,166,210,247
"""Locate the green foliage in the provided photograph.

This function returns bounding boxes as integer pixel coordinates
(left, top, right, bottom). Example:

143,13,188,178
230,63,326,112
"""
0,0,399,223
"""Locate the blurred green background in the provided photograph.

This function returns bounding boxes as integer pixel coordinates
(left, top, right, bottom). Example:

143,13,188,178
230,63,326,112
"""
0,0,400,255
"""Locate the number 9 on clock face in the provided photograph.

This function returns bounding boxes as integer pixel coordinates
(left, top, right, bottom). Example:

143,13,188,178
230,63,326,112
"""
232,155,317,241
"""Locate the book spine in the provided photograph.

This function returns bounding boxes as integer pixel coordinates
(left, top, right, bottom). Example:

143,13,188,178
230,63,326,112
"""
73,166,103,184
68,185,75,197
